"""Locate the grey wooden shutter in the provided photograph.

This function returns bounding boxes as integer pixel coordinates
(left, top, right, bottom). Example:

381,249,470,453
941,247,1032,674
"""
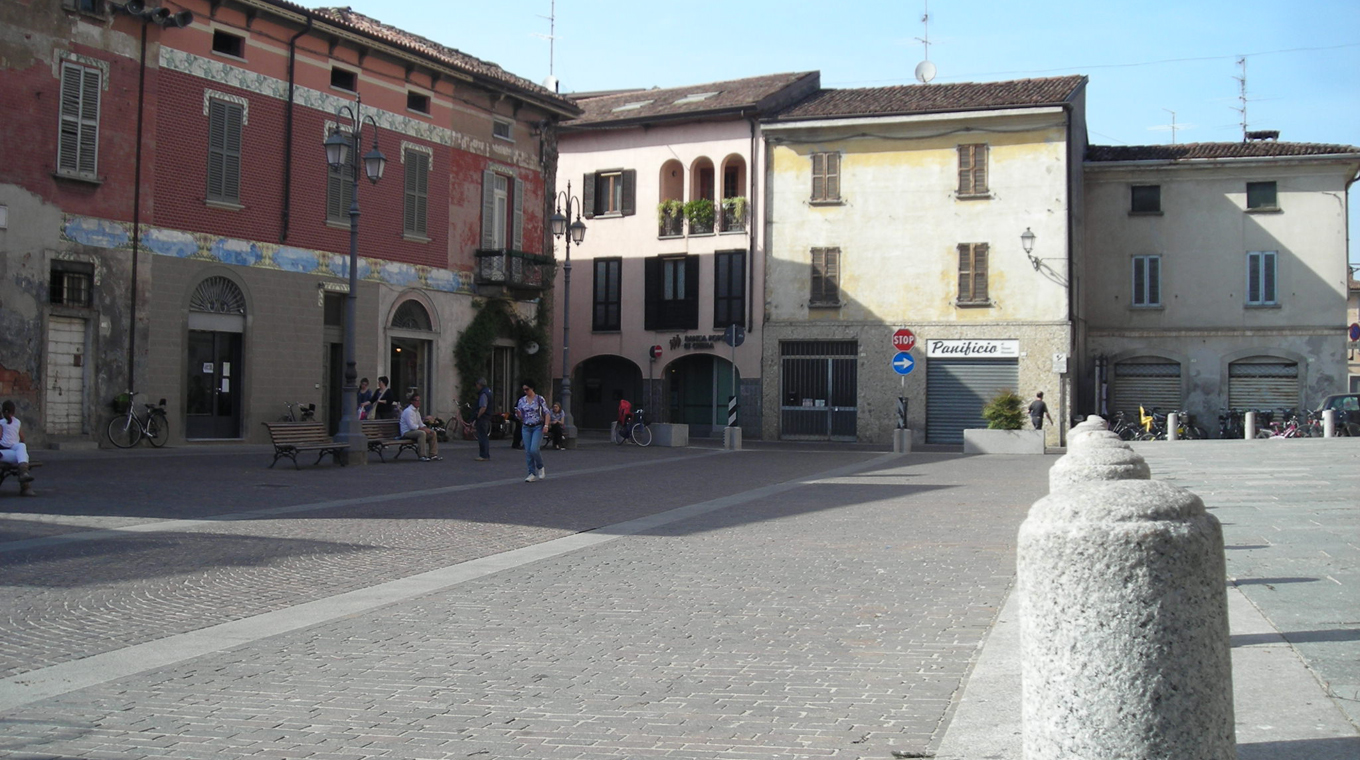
825,153,840,200
684,254,700,328
811,247,826,302
58,62,100,177
974,243,988,301
582,173,596,218
512,177,524,249
811,153,825,200
207,100,242,202
975,144,988,193
824,247,840,304
621,169,636,216
958,244,972,301
644,256,661,330
481,170,496,248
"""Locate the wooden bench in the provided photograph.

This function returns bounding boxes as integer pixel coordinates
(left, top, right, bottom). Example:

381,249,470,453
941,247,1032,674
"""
262,422,347,469
0,461,41,490
360,419,420,462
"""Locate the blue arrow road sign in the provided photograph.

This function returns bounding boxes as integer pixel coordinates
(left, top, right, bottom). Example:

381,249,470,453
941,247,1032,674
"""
891,352,915,375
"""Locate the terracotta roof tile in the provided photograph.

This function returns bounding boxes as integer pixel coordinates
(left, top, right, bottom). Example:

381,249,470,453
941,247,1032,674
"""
565,72,821,127
769,75,1087,120
1087,142,1360,162
310,7,577,114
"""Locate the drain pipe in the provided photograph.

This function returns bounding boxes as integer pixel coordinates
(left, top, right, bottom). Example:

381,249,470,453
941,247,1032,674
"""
128,19,149,395
279,18,313,242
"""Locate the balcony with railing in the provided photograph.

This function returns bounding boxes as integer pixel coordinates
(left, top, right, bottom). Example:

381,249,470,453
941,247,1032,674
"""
475,248,556,295
720,197,747,233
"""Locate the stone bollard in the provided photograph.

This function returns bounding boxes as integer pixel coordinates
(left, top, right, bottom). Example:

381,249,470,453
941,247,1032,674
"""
1244,410,1257,439
893,428,913,453
1018,479,1235,759
723,426,742,450
1049,445,1150,492
1167,412,1179,441
1323,408,1336,438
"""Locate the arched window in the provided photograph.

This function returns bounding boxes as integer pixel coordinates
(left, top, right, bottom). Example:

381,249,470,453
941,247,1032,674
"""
190,276,246,314
391,299,432,331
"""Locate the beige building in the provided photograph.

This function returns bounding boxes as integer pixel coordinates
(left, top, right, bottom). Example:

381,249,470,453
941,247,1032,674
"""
1083,141,1360,430
760,77,1088,445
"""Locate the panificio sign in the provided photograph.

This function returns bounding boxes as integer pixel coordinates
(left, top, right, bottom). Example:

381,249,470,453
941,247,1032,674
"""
925,339,1020,358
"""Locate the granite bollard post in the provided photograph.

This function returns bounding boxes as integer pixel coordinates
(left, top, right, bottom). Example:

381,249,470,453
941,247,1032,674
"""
1244,410,1257,439
1018,480,1236,759
1167,412,1179,441
1323,408,1336,438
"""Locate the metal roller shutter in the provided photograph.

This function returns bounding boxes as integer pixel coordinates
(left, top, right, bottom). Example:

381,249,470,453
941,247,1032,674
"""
1228,361,1299,411
926,358,1019,444
1111,362,1181,418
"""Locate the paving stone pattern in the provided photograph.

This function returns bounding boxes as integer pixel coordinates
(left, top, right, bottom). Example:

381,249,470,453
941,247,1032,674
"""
0,444,1050,759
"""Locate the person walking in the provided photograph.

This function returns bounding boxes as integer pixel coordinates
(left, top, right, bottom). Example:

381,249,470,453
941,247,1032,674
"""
1029,391,1054,430
0,400,36,496
473,377,492,461
373,376,398,420
514,379,549,482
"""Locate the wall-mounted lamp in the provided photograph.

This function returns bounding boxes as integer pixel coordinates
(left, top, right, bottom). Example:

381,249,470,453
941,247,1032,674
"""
1021,227,1039,270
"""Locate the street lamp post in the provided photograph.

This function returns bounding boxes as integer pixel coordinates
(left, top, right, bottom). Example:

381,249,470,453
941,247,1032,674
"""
549,182,587,447
324,98,386,465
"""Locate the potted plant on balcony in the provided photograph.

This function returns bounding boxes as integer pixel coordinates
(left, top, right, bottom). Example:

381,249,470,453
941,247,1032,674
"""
964,389,1045,454
657,200,684,236
720,196,748,231
683,198,715,234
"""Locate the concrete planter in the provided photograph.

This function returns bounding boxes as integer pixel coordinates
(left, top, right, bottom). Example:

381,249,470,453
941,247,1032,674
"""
963,428,1045,454
652,423,688,447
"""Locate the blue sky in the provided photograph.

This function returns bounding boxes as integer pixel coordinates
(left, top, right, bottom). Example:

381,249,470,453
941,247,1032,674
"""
334,0,1360,264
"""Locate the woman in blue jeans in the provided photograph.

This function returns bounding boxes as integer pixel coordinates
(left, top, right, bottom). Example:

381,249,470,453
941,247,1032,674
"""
514,379,549,482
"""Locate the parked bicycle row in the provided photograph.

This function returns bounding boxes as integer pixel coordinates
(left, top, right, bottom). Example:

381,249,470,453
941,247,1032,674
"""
1107,406,1352,440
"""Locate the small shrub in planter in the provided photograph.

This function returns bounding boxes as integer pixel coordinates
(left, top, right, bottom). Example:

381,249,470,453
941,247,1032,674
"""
981,389,1026,430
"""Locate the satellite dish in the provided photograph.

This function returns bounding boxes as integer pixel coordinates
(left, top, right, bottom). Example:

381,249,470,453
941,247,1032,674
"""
542,75,559,93
915,60,937,84
525,341,540,355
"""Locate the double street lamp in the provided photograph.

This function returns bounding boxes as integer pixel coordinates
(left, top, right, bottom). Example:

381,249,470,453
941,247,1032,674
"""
323,99,386,463
549,182,587,446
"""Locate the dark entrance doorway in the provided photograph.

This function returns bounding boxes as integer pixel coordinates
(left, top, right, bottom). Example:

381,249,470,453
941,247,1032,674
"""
666,353,737,438
577,355,641,429
186,330,243,439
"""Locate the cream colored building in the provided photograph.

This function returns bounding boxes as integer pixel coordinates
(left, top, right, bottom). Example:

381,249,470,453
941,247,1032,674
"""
760,77,1088,445
1083,142,1360,429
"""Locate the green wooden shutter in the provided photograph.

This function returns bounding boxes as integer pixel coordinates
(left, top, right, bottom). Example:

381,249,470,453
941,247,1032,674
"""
512,177,524,249
684,254,700,329
582,172,596,218
58,63,100,177
621,169,636,216
481,170,496,248
644,256,661,330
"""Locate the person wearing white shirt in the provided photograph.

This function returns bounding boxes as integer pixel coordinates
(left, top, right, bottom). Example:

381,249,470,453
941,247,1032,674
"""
399,393,441,461
0,400,36,495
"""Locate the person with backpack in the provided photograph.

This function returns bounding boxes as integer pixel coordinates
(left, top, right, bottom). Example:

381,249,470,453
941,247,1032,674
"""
515,379,549,482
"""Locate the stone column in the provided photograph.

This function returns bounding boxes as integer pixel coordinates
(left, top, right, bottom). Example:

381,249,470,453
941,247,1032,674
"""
1018,480,1235,759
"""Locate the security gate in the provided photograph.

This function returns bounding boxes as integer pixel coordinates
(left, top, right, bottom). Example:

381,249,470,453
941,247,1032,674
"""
926,358,1019,444
779,340,857,441
1111,360,1182,418
1228,359,1299,411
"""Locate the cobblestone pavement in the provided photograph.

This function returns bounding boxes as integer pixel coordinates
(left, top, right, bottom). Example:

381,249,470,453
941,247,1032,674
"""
0,439,1052,759
1132,438,1360,730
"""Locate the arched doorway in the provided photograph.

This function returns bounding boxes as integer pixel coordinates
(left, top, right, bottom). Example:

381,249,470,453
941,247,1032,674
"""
388,299,435,408
666,353,738,438
576,355,641,430
186,275,246,439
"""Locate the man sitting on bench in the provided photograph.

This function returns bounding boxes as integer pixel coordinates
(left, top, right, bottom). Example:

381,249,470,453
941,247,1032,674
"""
0,400,36,496
400,393,442,462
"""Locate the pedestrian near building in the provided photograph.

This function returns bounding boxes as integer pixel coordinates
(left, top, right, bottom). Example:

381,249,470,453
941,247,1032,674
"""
373,376,398,420
474,377,492,461
0,400,36,496
515,380,549,482
399,393,441,461
1029,391,1054,430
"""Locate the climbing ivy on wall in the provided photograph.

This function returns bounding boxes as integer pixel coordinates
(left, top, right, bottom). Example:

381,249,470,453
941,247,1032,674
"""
453,299,550,408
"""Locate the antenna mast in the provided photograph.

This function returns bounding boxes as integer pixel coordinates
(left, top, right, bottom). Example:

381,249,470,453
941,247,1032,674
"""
913,1,936,84
1232,56,1249,141
1163,108,1177,145
533,0,558,83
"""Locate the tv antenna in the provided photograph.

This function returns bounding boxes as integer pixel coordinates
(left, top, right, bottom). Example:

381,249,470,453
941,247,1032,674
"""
1231,56,1249,140
914,0,936,84
533,0,560,92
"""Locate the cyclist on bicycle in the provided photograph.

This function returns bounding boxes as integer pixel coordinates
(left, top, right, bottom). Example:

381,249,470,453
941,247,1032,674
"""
617,398,633,440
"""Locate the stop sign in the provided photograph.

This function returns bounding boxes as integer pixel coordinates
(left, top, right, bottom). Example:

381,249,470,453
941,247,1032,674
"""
891,328,916,352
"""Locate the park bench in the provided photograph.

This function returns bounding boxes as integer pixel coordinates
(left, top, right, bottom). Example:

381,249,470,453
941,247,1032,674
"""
262,421,347,469
360,419,419,462
0,461,41,491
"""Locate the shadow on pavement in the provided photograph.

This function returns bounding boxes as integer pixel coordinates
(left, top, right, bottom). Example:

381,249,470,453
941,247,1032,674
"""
1239,736,1360,760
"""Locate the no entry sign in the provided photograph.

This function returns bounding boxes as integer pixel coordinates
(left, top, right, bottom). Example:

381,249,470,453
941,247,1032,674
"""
891,328,916,352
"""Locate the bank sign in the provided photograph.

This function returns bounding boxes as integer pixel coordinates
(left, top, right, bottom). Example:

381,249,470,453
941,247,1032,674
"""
925,339,1020,358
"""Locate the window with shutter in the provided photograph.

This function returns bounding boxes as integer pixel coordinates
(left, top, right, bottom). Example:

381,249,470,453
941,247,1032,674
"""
1246,251,1278,306
810,153,840,202
957,144,989,197
593,258,622,332
957,243,990,304
206,99,243,203
403,148,429,236
810,247,841,306
714,250,746,328
325,133,355,223
1132,255,1162,307
57,62,101,179
645,255,699,330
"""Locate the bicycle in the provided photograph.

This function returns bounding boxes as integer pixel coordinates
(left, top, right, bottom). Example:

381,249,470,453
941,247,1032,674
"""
612,407,653,447
1109,410,1140,441
281,401,316,422
106,394,170,448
